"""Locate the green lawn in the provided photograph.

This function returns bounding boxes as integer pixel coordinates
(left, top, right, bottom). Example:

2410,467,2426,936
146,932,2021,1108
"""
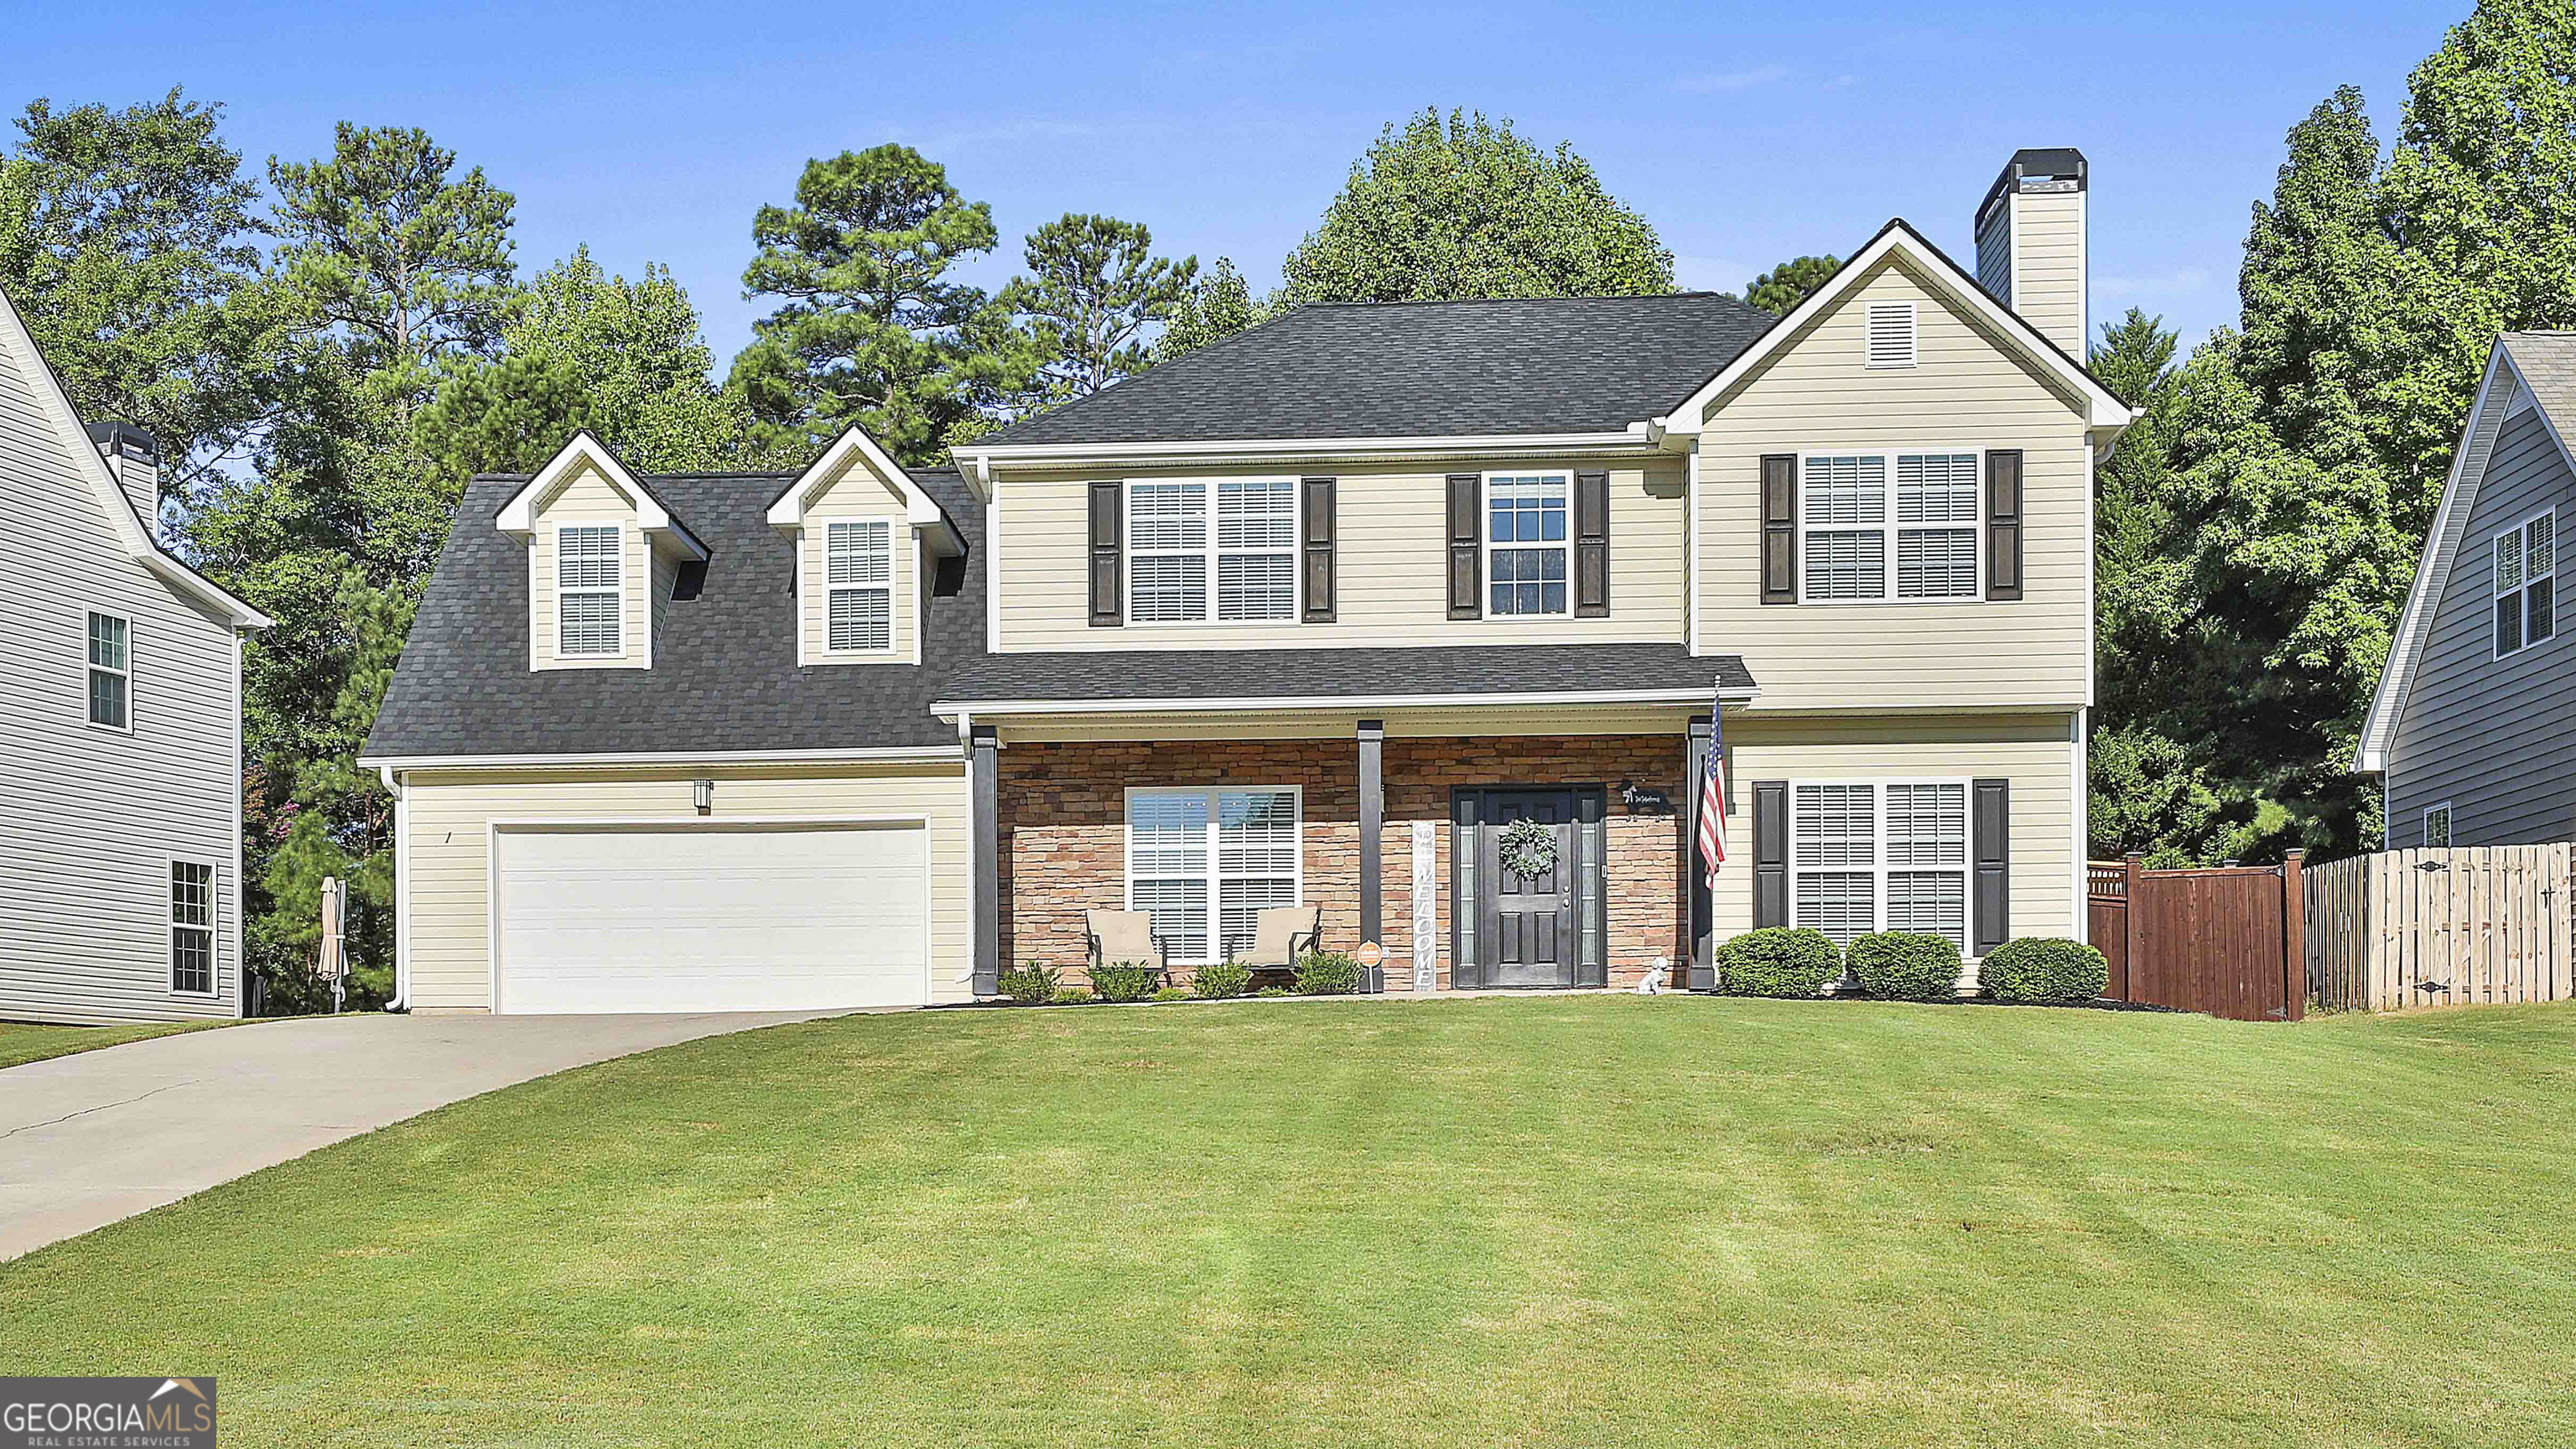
5,997,2573,1447
0,1017,237,1070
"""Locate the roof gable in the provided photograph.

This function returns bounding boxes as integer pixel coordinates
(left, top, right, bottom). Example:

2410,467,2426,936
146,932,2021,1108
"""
766,425,964,555
495,431,709,559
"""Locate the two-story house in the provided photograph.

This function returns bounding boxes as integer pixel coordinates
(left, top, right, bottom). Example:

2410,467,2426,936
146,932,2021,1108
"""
0,283,271,1024
361,148,2132,1014
2359,332,2576,845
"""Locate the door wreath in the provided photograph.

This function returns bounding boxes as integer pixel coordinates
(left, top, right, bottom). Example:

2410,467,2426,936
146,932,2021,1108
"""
1498,817,1560,880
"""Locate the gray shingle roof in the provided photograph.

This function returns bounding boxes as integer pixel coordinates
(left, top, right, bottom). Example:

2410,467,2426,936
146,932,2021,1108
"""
974,292,1773,447
938,643,1754,707
2503,333,2576,431
362,469,986,760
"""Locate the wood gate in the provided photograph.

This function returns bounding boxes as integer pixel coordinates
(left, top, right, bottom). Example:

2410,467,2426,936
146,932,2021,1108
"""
2303,845,2573,1010
2087,854,2305,1021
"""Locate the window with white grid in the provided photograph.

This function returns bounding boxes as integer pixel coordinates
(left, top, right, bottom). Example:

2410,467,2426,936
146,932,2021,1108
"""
825,520,893,652
170,860,216,994
1217,480,1296,621
1486,472,1570,615
1128,787,1301,965
1129,481,1209,621
1801,453,1980,601
86,610,130,730
556,525,622,657
1792,782,1971,951
1867,302,1917,368
2496,509,2556,657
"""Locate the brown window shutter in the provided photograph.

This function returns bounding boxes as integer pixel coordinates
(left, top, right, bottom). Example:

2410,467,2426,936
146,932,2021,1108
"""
1985,450,2023,600
1574,469,1611,617
1301,475,1337,622
1972,777,2011,953
1752,781,1789,927
1761,454,1797,604
1446,472,1482,619
1088,480,1122,626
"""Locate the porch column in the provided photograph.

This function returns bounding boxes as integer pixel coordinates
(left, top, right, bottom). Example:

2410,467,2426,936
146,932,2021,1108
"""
1357,717,1384,993
971,724,1000,995
1685,716,1716,989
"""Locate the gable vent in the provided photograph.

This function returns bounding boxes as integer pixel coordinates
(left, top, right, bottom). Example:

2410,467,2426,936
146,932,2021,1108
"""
1867,303,1917,369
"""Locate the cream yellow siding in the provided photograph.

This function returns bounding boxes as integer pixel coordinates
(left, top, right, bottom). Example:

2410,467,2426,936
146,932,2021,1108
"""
2009,190,2087,359
399,761,974,1012
1689,257,2092,712
529,463,651,671
992,456,1685,651
1712,711,2082,955
796,463,916,666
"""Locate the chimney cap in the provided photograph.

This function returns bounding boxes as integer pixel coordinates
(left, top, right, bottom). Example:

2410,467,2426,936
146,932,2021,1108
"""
83,420,157,462
1977,148,2087,228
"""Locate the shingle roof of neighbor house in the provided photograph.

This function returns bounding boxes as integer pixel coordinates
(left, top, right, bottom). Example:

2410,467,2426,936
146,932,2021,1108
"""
362,469,986,760
974,292,1775,446
937,644,1756,708
2501,332,2576,428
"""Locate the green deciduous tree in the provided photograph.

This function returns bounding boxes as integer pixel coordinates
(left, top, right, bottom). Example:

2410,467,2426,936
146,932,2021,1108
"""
1741,255,1839,315
1154,256,1268,364
1006,213,1193,398
1277,109,1673,305
727,144,1041,463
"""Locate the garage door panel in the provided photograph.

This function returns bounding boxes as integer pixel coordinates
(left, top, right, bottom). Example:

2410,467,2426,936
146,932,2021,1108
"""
496,823,928,1015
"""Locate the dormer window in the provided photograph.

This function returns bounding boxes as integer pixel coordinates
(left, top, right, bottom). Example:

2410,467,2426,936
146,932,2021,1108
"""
827,521,893,652
556,525,624,657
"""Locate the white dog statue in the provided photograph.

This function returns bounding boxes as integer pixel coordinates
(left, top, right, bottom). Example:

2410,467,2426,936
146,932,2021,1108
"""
1633,958,1670,995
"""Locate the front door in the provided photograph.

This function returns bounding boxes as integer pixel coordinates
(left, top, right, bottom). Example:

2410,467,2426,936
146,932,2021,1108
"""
1478,788,1578,989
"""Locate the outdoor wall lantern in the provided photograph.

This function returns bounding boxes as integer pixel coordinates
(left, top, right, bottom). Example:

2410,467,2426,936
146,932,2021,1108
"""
692,778,714,815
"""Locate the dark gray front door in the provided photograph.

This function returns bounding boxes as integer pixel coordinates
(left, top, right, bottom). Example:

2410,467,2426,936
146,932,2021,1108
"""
1478,788,1578,989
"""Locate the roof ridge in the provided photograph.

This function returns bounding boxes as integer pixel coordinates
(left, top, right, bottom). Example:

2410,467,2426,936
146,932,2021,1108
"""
1295,290,1733,309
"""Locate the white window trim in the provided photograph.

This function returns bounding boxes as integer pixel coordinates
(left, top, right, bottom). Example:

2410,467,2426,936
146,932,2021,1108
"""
1866,301,1919,369
1786,777,1975,951
554,523,625,659
2492,506,2556,660
1123,784,1304,966
2423,802,2453,849
823,519,896,657
1121,476,1300,626
167,855,220,998
85,607,133,735
1480,468,1573,620
1794,449,1986,605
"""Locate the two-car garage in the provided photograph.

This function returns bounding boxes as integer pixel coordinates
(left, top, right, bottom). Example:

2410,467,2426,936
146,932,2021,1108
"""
490,821,933,1014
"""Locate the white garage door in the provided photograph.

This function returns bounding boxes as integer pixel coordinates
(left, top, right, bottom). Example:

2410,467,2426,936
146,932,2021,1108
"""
494,823,929,1014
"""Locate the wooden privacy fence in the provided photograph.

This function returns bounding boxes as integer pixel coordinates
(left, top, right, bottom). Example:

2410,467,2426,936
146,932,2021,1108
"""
2303,845,2573,1011
2088,855,2305,1021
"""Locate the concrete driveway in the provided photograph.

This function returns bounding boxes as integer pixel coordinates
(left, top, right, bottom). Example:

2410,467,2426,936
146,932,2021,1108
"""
0,1010,846,1261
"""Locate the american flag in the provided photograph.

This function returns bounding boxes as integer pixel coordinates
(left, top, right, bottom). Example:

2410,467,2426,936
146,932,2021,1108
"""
1697,688,1728,884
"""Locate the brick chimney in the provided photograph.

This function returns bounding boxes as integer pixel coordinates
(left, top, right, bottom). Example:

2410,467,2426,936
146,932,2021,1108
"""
84,421,159,530
1972,148,2087,356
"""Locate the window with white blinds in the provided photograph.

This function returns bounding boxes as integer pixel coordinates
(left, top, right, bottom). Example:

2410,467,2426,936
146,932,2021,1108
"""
2495,509,2556,657
556,525,622,657
1128,787,1301,963
1126,478,1300,623
1792,781,1971,949
1800,453,1981,602
1867,302,1917,368
825,520,893,652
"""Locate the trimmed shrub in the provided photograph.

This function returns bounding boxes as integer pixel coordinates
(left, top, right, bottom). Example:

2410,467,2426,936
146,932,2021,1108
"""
1090,963,1161,1004
1151,985,1192,1003
1192,958,1254,1000
1055,987,1094,1005
1979,937,2110,1004
1713,927,1841,999
1847,932,1965,1001
997,964,1060,1005
1294,951,1361,995
1253,985,1292,998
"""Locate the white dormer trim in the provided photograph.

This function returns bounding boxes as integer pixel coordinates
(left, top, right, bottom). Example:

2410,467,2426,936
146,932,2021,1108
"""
496,430,709,561
0,283,270,630
1654,220,2137,438
769,425,965,556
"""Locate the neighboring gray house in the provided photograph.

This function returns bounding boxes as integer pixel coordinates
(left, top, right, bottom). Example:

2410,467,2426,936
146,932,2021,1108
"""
2360,333,2576,847
0,283,270,1024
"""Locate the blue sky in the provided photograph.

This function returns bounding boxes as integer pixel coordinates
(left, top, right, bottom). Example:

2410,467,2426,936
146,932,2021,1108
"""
21,1,2466,366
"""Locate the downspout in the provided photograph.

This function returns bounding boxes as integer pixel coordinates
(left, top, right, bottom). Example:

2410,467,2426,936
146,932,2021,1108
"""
380,764,410,1011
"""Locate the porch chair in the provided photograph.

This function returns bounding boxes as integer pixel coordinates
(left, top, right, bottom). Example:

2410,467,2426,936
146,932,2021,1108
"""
1235,904,1322,987
1084,909,1168,979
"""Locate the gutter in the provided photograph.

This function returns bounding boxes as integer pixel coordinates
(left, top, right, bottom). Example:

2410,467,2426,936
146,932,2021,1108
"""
357,745,968,771
932,683,1760,719
955,428,1657,472
379,765,408,1012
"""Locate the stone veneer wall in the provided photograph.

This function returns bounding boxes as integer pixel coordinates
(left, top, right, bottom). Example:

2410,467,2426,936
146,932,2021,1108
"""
997,735,1687,990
